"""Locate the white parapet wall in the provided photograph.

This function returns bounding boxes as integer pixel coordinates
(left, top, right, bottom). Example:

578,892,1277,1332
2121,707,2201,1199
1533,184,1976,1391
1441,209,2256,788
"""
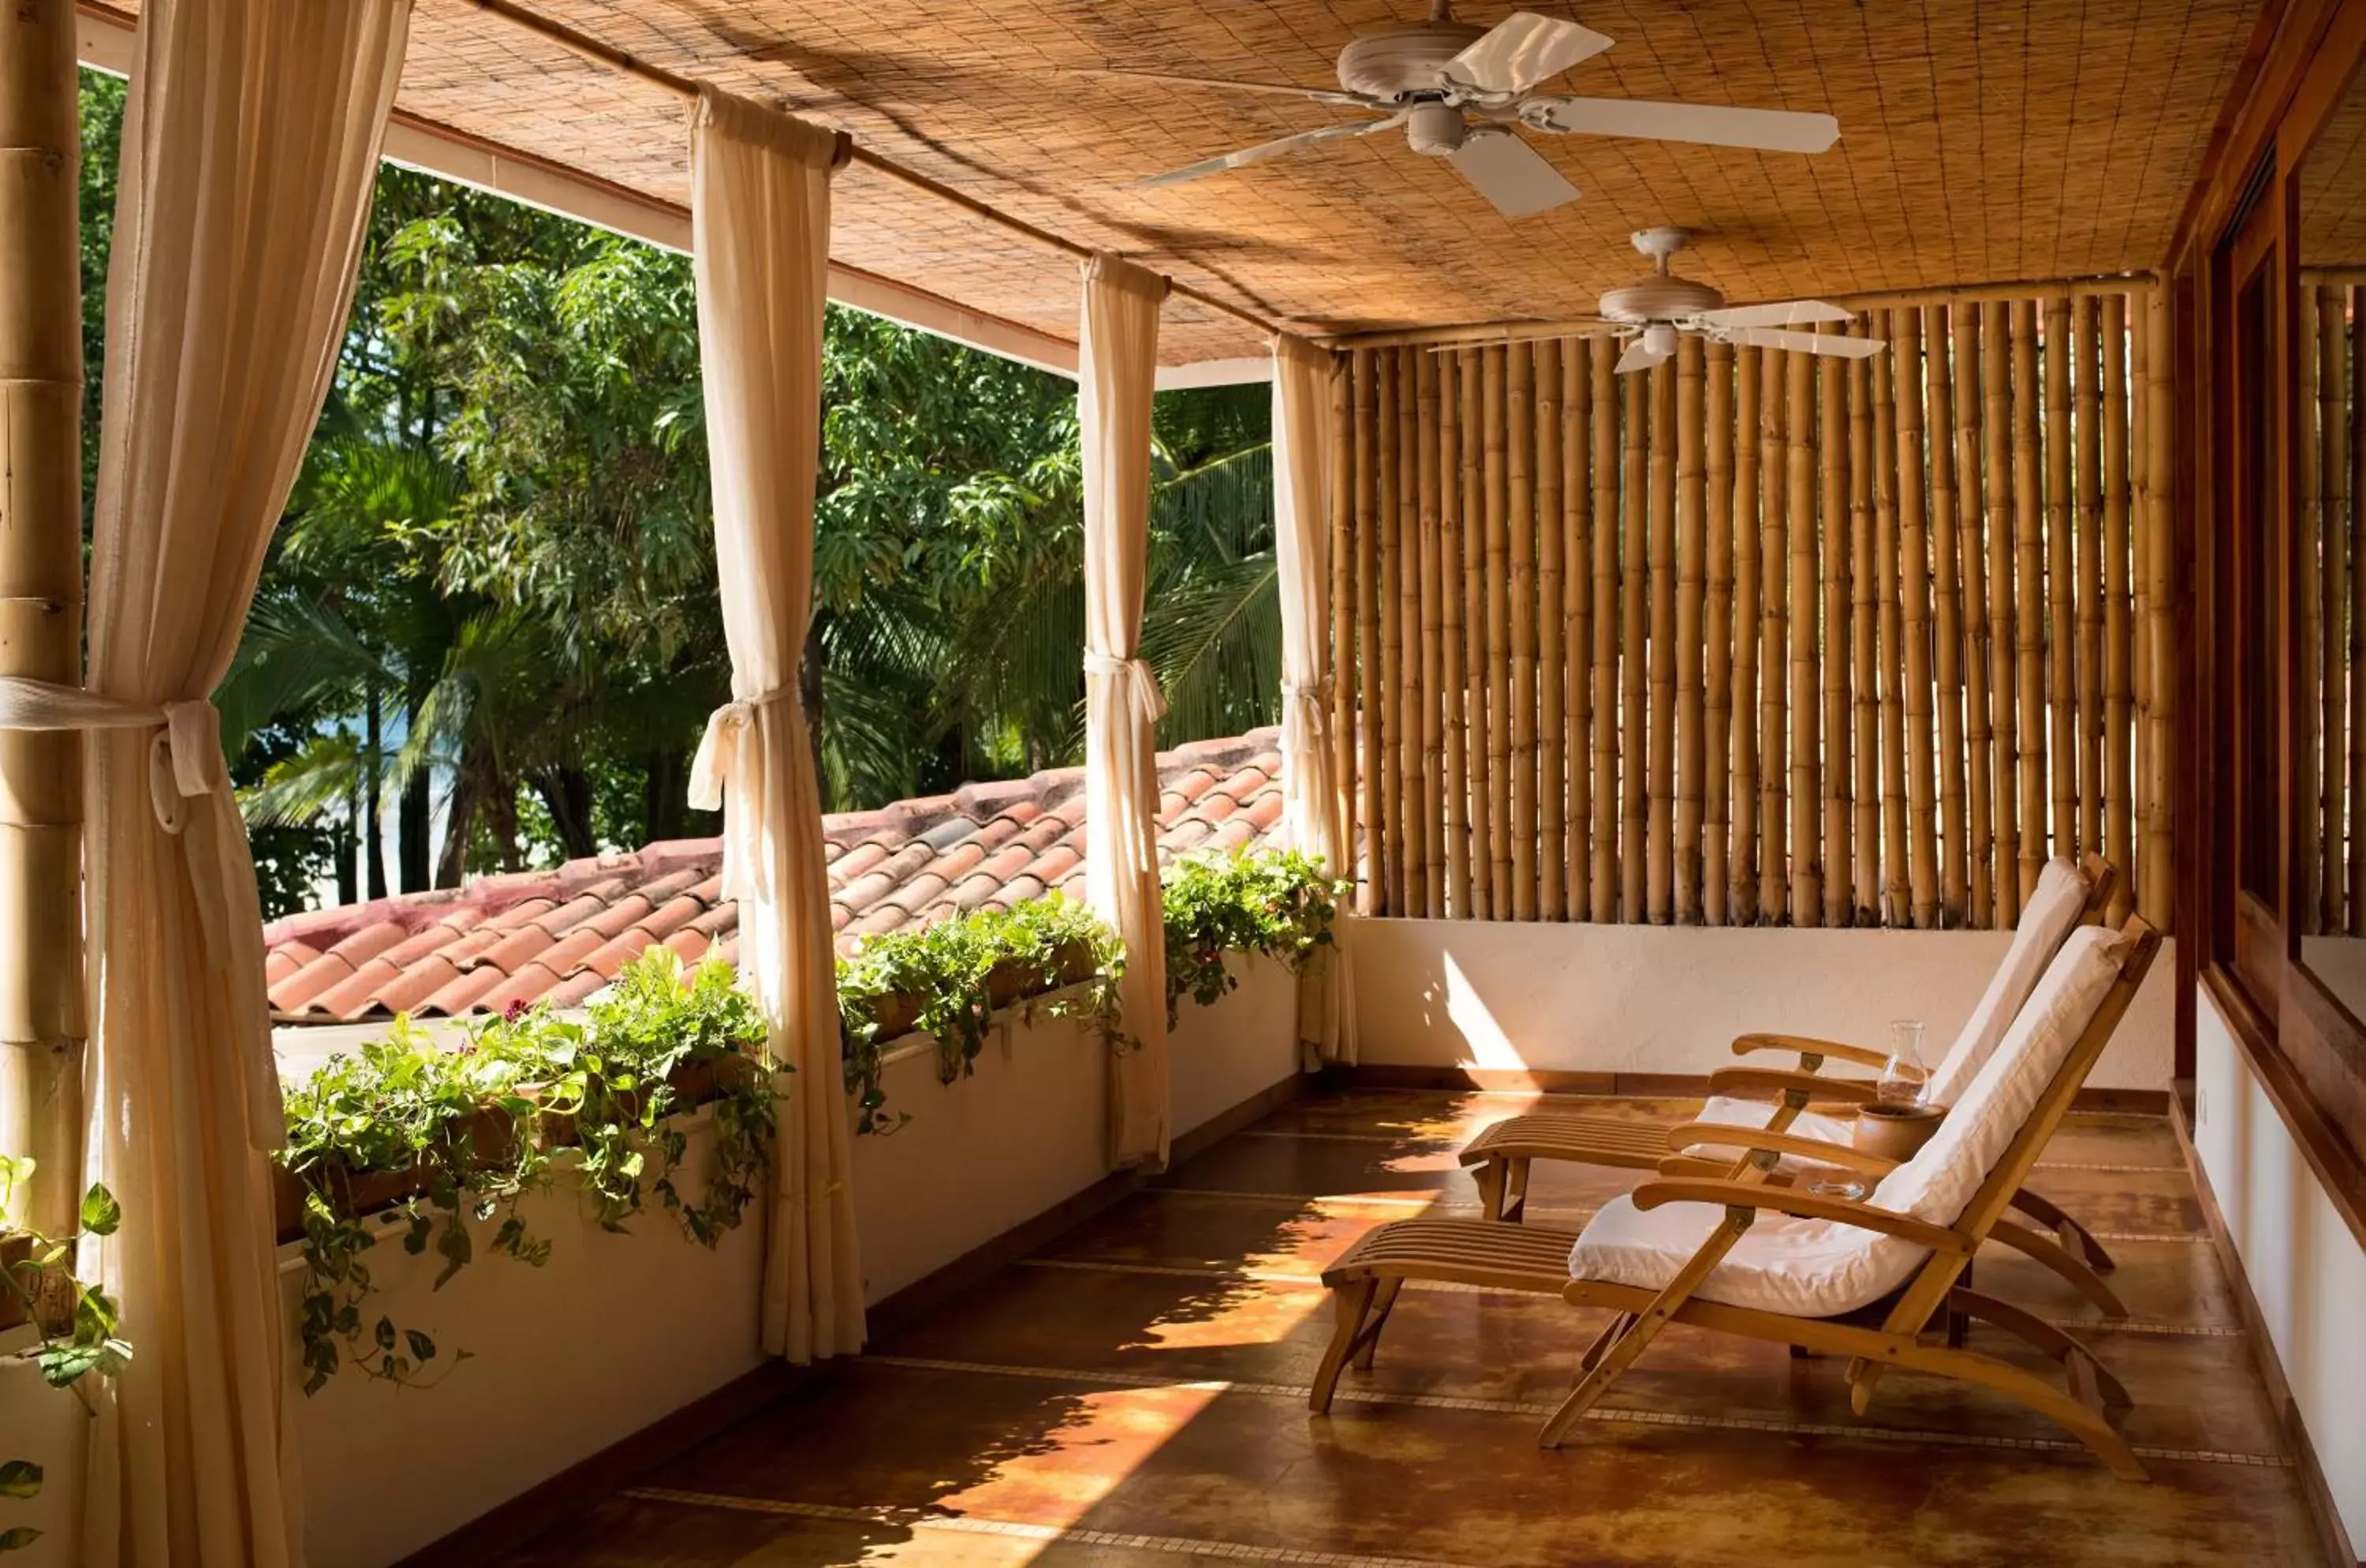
1346,918,2175,1092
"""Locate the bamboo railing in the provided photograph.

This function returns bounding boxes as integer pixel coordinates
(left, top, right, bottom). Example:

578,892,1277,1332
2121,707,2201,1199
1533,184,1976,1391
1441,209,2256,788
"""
1330,283,2176,930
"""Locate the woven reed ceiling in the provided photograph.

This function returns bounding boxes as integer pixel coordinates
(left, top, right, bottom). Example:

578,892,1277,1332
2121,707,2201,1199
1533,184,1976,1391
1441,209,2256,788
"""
400,0,2259,360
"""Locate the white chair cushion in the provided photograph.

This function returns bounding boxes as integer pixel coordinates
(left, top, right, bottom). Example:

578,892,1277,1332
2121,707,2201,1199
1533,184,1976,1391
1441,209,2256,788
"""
1682,1097,1855,1171
1926,857,2089,1105
1570,925,2127,1320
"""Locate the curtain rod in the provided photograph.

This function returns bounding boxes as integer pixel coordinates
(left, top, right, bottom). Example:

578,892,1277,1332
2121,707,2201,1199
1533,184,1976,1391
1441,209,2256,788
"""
460,0,1278,338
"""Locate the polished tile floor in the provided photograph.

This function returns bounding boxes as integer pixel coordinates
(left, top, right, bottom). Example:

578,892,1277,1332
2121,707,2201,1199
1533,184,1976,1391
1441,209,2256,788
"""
507,1088,2323,1567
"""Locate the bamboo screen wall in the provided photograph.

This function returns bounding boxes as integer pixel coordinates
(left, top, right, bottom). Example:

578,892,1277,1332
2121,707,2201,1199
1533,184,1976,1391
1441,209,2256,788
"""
2302,278,2363,938
1324,286,2176,932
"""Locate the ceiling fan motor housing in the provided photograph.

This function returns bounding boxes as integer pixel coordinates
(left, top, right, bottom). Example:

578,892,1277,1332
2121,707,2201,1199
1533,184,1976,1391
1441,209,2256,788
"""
1599,274,1725,324
1334,23,1486,100
1405,102,1468,155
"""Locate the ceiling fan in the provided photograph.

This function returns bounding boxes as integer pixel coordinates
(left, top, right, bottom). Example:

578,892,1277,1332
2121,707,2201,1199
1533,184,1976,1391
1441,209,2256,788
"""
1090,2,1840,220
1562,228,1885,374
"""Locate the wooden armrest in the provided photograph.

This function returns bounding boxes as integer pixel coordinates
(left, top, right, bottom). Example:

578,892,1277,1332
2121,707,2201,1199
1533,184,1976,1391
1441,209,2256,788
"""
1708,1066,1880,1106
1630,1178,1969,1254
1663,1122,1900,1177
1730,1032,1890,1071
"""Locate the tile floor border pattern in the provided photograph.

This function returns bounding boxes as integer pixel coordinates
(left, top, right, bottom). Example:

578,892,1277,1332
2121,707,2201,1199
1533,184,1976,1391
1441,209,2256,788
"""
856,1354,2292,1469
1011,1258,2246,1337
617,1487,1484,1568
1230,1130,2186,1174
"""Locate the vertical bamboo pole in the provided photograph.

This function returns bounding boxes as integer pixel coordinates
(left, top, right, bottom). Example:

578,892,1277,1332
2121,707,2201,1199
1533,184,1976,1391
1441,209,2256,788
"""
2130,306,2151,907
1589,339,1620,921
2102,296,2134,923
1378,352,1405,914
1415,348,1446,918
1353,350,1382,914
1398,349,1428,918
2351,286,2366,934
1648,357,1680,923
1329,360,1358,898
1850,346,1881,925
1760,348,1791,924
2140,287,2175,928
1461,349,1492,920
1563,343,1591,913
1985,301,2021,923
1821,353,1854,928
2073,295,2103,862
1622,366,1650,922
1956,302,1994,926
1674,342,1707,923
1789,349,1822,925
0,0,84,1233
1439,351,1469,917
2301,289,2325,929
1873,314,1909,924
2012,300,2046,907
1705,342,1736,927
1895,310,1939,926
2045,297,2077,875
1484,346,1513,916
1928,305,1969,925
2320,288,2349,933
1508,343,1539,920
1536,339,1568,921
1732,347,1764,924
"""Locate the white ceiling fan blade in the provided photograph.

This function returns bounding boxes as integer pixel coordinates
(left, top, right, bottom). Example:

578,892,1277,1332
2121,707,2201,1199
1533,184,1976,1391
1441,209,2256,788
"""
1443,12,1614,95
1733,326,1886,358
1697,299,1856,330
1447,129,1578,218
1614,338,1671,375
1076,67,1371,109
1528,95,1840,154
1136,112,1407,189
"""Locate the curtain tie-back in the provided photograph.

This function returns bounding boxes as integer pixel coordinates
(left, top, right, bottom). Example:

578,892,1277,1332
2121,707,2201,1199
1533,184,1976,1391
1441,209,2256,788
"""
1278,678,1333,759
1083,651,1169,725
688,686,801,902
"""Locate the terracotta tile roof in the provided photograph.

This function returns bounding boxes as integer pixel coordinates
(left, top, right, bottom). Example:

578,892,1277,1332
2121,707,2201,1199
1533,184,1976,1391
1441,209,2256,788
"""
264,728,1288,1025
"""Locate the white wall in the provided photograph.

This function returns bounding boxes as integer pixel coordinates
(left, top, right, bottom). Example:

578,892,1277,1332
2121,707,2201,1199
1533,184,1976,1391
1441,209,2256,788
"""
1349,919,2175,1091
2192,988,2366,1547
0,1321,90,1567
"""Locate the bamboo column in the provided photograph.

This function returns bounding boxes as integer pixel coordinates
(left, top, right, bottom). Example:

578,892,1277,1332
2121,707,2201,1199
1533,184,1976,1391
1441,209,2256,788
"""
1674,342,1707,923
2140,287,2174,927
1329,360,1358,899
1789,349,1821,925
1850,347,1881,924
1895,310,1940,926
1353,350,1382,913
2130,308,2151,911
1378,352,1405,913
1956,302,1994,927
1984,301,2020,923
2045,298,2077,874
2073,296,2104,864
1563,343,1590,911
1415,348,1446,918
1622,366,1650,922
2102,296,2134,923
1461,349,1492,918
1872,315,1908,924
0,0,84,1234
2011,300,2045,909
2351,286,2365,934
1761,348,1791,924
1732,346,1764,924
1439,351,1469,916
1398,348,1427,917
1484,346,1513,916
1704,342,1736,927
1647,359,1678,922
2320,287,2349,933
1508,343,1539,920
1590,338,1620,921
2302,289,2325,928
1821,353,1854,928
1536,340,1569,920
1928,304,1969,925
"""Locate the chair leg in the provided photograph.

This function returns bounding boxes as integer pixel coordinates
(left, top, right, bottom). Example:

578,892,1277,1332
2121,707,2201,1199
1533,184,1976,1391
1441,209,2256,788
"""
1505,1158,1531,1223
1540,1304,1681,1447
1577,1311,1635,1374
1352,1278,1405,1371
1472,1157,1509,1223
1310,1279,1375,1414
1950,1286,2133,1410
2013,1187,2117,1273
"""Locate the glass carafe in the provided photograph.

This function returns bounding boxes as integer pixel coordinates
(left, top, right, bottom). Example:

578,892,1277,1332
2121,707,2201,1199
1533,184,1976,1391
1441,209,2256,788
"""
1876,1019,1929,1108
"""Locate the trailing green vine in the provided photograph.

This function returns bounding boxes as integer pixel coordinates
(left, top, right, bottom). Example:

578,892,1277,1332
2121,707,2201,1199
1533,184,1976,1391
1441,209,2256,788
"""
278,946,778,1393
837,895,1121,1134
1161,849,1349,1025
1,1162,130,1556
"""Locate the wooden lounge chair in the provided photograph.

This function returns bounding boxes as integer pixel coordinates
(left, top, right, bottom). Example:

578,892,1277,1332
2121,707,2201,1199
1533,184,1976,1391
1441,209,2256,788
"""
1315,917,2160,1480
1461,856,2122,1293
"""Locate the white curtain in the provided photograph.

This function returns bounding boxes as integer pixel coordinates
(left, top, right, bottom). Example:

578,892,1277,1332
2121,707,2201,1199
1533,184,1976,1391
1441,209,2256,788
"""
0,0,410,1559
1079,254,1171,1166
685,87,865,1363
1271,335,1356,1063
